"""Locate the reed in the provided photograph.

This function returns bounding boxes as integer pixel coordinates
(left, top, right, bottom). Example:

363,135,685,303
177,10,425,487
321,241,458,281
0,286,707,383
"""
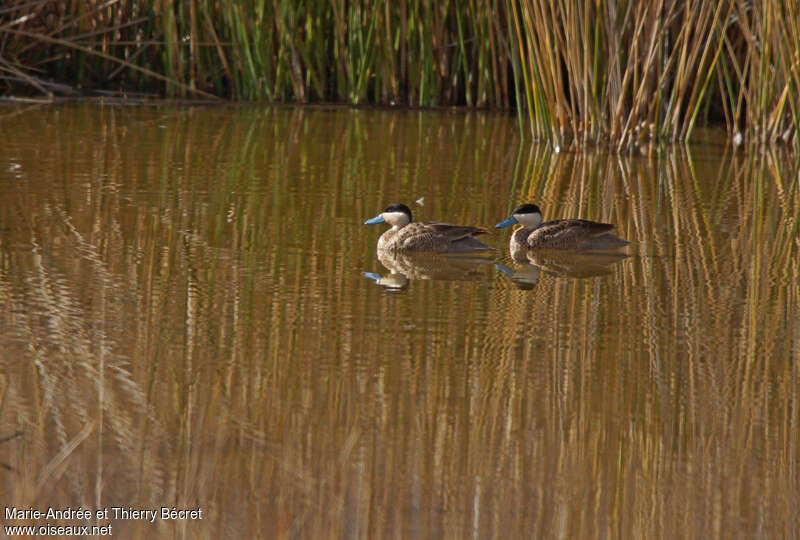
0,1,799,145
510,0,800,148
0,0,512,107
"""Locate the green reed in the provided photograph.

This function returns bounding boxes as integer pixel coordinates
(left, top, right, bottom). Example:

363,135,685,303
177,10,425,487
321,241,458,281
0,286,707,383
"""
1,0,799,148
0,0,510,106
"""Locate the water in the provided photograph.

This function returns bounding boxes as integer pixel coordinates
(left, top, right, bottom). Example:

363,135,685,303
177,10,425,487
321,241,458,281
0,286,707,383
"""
1,103,798,538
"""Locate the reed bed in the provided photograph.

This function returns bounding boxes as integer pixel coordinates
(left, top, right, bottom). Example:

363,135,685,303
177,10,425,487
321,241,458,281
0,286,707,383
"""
0,0,511,107
511,0,800,148
2,1,799,148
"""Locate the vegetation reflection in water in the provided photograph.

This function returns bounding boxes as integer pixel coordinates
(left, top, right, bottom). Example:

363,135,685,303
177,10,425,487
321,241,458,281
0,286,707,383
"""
0,105,798,538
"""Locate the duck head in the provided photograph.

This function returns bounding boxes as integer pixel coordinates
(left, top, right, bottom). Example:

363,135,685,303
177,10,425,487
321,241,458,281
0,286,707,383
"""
364,203,413,227
495,203,542,229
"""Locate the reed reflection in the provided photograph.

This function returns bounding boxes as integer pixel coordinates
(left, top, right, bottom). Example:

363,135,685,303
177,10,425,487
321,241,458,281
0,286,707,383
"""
0,105,798,539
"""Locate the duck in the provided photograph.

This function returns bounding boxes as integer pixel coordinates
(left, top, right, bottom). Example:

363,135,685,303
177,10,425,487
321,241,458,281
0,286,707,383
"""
495,203,629,251
365,203,493,253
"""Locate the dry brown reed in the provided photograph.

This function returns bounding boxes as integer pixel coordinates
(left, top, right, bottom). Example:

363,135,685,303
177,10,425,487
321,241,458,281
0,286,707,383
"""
511,0,800,148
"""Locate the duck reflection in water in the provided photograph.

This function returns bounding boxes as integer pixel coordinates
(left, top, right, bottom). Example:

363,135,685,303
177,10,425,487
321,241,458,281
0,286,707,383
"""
363,250,494,291
494,202,630,288
495,248,631,288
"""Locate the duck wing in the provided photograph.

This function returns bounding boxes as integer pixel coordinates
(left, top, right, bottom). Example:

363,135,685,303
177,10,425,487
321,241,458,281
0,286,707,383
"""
527,219,615,249
395,222,487,251
421,221,488,240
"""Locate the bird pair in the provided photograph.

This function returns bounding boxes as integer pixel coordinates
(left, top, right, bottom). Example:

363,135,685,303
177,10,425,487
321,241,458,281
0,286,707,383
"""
365,203,629,252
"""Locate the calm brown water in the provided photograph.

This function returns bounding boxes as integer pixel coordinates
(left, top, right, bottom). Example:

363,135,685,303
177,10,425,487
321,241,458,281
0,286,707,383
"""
1,104,798,539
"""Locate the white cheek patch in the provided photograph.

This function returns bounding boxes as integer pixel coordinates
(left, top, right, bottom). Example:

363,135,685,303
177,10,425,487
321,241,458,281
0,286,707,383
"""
382,211,410,226
514,212,542,228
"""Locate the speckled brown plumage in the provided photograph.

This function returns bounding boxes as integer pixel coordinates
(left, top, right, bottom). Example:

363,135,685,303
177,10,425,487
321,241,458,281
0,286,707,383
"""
512,219,629,250
378,222,492,252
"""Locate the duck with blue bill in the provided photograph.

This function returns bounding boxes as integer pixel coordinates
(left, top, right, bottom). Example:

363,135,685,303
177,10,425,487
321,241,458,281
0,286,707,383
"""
495,203,629,251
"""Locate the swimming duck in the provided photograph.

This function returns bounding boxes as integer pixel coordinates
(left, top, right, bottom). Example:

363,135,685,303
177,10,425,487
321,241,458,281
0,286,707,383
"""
365,203,493,253
495,203,629,251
